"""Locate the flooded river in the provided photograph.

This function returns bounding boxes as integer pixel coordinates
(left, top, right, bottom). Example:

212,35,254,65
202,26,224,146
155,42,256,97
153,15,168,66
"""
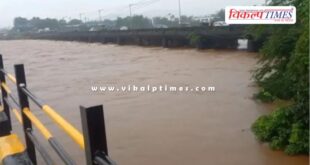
0,40,308,165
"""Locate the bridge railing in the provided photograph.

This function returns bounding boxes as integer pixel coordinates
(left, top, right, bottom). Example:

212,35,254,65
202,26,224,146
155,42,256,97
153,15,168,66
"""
0,54,116,165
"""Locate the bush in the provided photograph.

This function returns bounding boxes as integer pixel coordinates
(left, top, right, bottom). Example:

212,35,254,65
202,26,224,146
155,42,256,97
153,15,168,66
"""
254,89,276,103
252,106,309,154
188,32,203,47
251,0,309,155
285,122,309,155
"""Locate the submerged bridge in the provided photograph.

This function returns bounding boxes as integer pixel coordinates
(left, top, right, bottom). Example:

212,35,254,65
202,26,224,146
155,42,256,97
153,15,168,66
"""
21,25,259,50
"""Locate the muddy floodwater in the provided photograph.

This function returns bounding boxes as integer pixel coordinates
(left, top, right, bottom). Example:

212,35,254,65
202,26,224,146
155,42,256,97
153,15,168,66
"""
0,40,308,165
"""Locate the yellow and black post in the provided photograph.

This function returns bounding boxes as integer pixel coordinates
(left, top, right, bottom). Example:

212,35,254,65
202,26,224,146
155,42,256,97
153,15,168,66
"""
80,105,115,165
15,64,37,164
0,54,12,136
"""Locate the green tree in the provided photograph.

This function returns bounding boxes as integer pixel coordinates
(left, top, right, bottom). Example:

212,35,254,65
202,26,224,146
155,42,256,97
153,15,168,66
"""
13,17,31,32
211,9,225,22
115,15,152,29
251,0,309,155
68,19,82,25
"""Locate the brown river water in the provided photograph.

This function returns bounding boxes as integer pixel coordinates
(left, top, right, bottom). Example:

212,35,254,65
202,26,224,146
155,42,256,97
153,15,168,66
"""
0,40,308,165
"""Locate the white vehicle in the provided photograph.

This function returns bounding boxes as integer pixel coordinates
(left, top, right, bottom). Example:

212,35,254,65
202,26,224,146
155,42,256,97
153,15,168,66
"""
153,24,168,28
120,26,128,31
37,28,51,33
213,21,229,27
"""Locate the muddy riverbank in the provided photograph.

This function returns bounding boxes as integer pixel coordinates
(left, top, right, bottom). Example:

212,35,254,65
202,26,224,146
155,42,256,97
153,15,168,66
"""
0,40,308,165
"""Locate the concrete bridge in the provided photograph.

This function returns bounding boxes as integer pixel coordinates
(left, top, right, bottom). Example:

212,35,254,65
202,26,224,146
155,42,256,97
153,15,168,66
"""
16,25,260,50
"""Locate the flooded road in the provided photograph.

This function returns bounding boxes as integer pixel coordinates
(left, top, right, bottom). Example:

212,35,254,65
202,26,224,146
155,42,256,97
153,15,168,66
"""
0,40,308,165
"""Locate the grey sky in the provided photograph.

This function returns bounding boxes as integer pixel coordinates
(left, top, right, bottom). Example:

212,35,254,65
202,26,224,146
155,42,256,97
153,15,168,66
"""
0,0,265,28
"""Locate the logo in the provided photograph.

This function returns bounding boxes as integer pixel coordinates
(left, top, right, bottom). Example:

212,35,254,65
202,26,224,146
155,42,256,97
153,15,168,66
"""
225,6,296,24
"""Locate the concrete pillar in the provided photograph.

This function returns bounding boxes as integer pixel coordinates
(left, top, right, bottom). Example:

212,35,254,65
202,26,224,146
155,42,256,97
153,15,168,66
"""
161,38,168,48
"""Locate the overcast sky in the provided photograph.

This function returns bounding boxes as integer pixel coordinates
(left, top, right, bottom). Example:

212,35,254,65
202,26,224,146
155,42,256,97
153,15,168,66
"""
0,0,265,28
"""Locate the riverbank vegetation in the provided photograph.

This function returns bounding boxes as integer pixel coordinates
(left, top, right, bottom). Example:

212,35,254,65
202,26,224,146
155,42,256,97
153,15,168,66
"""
251,0,309,155
10,9,226,33
12,11,223,33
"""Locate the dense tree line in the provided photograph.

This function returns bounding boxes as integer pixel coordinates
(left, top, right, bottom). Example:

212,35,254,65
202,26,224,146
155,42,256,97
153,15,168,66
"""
13,15,203,32
251,0,309,155
12,10,225,32
13,17,82,32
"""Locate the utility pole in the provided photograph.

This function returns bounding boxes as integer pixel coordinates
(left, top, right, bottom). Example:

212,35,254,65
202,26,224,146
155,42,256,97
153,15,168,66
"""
129,4,133,17
129,4,133,29
98,9,103,22
79,13,83,22
178,0,182,25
